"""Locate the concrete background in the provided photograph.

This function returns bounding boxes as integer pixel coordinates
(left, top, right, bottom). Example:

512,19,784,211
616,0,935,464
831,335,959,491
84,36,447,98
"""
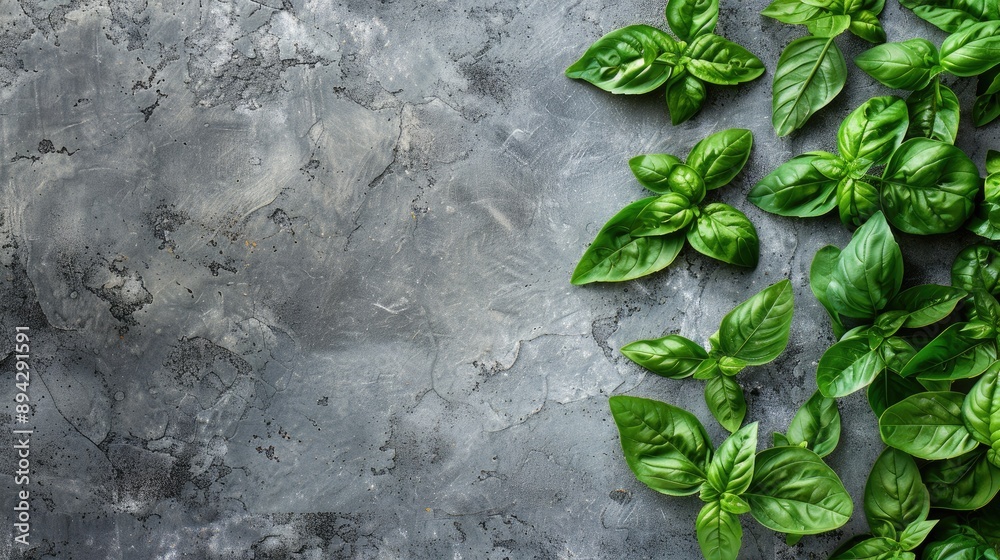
0,0,996,558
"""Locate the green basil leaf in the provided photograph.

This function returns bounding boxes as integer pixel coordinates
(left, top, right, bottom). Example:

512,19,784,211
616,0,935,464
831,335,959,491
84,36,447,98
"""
717,279,794,365
818,334,885,397
773,432,790,447
748,153,839,217
813,154,852,180
571,197,686,284
686,203,759,267
988,150,1000,176
827,212,903,319
837,96,909,164
566,25,682,94
666,0,719,42
905,81,960,144
684,34,765,86
666,73,708,125
609,395,712,495
828,537,899,559
963,362,1000,455
786,390,841,457
898,519,938,551
923,531,1000,559
901,323,997,381
719,492,751,515
855,39,942,91
974,66,1000,127
864,447,930,538
705,375,747,433
632,193,697,236
685,128,754,191
861,0,886,15
717,356,748,376
745,446,853,534
667,163,707,203
940,21,1000,78
695,501,742,560
971,289,1000,329
880,337,917,374
707,422,758,495
868,369,926,418
807,14,852,37
880,391,980,460
837,177,881,227
969,203,1000,241
953,245,1000,295
772,36,847,136
629,153,683,193
810,244,844,329
762,0,823,24
694,357,723,379
901,0,999,33
885,284,968,328
621,334,710,379
849,10,887,43
880,138,980,235
924,448,1000,510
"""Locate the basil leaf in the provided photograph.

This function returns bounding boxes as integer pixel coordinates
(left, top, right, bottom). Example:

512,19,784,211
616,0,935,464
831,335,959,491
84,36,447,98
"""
880,138,980,235
629,153,683,193
885,284,968,328
684,34,765,86
807,14,852,37
813,154,851,180
748,153,840,217
923,530,1000,559
880,337,917,374
609,395,712,495
811,245,848,336
963,362,1000,458
837,177,881,227
716,279,794,365
772,36,847,136
880,391,980,460
572,197,686,284
818,334,885,397
900,0,999,33
621,334,710,379
694,357,723,379
905,81,960,144
849,10,887,43
666,73,707,125
705,375,747,433
827,212,903,319
566,25,682,94
868,369,926,418
762,0,823,24
706,422,758,495
901,323,997,381
898,519,938,551
632,193,697,236
924,448,1000,510
953,245,1000,294
837,96,909,164
864,447,930,539
828,537,899,559
745,446,853,534
686,203,759,267
940,21,1000,78
666,0,719,42
685,128,753,191
974,66,1000,127
786,390,841,457
855,39,943,91
695,501,742,560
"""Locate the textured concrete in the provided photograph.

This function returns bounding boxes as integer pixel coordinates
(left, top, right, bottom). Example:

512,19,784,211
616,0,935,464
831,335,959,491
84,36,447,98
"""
0,0,996,558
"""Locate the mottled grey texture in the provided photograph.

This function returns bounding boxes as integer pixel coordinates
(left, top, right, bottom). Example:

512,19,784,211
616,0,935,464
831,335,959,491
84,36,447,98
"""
0,0,996,558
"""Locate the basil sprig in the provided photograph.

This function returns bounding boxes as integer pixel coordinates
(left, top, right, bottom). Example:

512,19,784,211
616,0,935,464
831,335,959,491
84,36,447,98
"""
565,0,764,124
572,129,758,284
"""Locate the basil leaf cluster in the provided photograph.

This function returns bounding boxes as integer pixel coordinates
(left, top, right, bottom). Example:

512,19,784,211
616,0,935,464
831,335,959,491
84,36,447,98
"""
565,0,764,124
859,0,1000,127
621,280,794,431
763,0,888,136
610,396,853,560
572,129,758,284
749,96,980,233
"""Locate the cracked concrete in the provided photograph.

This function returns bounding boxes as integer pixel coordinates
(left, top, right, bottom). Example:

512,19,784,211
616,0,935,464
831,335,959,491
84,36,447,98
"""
0,0,998,558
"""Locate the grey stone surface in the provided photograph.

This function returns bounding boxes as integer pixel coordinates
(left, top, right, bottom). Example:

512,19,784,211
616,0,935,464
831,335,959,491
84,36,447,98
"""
0,0,996,558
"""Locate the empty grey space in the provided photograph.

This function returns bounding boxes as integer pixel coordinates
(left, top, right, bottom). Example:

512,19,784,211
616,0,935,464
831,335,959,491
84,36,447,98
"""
0,0,995,558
